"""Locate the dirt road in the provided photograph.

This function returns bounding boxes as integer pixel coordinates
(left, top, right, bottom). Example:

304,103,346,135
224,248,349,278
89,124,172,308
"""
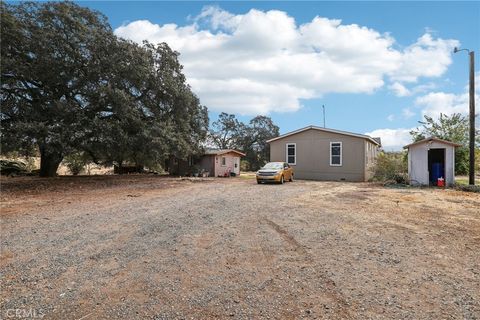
1,176,479,319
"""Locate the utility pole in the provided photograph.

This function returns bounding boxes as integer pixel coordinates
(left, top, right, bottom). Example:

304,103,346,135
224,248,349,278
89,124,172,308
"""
468,51,475,185
454,47,476,185
322,104,326,128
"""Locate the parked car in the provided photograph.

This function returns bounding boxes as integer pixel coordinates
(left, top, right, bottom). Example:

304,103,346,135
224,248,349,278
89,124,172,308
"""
256,162,294,184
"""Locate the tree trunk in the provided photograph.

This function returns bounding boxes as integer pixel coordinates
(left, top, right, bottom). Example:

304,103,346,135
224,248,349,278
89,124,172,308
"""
39,146,63,177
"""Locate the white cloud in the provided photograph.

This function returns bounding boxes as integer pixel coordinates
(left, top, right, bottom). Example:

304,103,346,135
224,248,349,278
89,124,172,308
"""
402,108,415,119
372,73,479,151
389,34,458,83
115,6,459,115
414,72,479,119
389,82,411,97
415,92,469,118
389,81,438,97
387,114,395,121
365,128,414,151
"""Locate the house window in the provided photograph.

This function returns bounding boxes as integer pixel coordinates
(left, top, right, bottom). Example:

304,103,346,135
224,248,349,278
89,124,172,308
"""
221,156,226,166
330,142,342,166
286,143,296,165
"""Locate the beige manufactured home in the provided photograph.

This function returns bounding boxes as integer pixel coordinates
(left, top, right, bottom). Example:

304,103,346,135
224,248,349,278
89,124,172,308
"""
267,126,381,181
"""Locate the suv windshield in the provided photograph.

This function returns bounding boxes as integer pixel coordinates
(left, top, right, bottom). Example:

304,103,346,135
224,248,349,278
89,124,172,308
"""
262,163,283,170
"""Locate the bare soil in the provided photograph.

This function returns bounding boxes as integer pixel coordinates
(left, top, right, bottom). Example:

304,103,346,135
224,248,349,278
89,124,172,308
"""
1,176,479,319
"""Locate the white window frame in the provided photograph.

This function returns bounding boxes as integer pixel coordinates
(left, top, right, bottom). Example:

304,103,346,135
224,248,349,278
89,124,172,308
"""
330,142,342,166
286,143,296,165
221,156,226,167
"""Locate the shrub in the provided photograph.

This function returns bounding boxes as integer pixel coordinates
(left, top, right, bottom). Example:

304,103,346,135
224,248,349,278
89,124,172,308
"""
63,152,89,175
372,152,408,183
240,159,250,172
0,160,28,175
454,184,480,193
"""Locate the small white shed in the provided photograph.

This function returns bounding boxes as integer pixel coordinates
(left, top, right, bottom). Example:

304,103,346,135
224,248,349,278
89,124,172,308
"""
404,137,461,186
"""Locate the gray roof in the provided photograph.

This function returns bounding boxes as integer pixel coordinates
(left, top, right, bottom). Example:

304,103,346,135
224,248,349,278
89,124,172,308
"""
266,125,381,146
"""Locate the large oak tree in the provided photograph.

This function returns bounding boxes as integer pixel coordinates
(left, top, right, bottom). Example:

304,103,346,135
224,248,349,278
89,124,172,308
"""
1,2,208,176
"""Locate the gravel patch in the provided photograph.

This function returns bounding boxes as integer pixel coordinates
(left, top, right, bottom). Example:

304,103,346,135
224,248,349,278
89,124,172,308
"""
1,177,479,319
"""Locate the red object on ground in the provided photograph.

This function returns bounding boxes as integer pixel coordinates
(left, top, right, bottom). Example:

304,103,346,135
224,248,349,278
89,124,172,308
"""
437,177,445,187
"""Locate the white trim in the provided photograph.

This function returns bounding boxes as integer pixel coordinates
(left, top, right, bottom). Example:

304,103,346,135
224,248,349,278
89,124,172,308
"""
221,156,226,167
286,143,296,165
266,125,380,146
330,142,342,166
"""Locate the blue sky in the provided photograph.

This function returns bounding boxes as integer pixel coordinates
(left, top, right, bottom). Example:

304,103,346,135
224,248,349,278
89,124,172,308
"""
82,1,479,150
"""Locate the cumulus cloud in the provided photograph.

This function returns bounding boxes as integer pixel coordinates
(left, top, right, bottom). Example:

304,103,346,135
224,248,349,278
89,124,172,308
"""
389,82,411,97
389,34,458,83
414,72,479,119
371,73,479,151
389,81,438,97
365,128,414,151
415,92,469,118
115,6,459,114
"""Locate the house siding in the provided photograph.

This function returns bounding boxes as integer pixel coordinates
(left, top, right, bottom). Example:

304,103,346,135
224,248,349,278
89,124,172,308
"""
364,140,379,181
269,129,371,181
213,152,241,177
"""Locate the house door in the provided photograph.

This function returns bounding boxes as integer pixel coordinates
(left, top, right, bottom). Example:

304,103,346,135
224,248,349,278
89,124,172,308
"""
428,148,445,185
234,157,240,174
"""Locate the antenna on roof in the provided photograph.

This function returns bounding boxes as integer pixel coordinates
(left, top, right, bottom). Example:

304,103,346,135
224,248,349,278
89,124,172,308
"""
322,105,326,128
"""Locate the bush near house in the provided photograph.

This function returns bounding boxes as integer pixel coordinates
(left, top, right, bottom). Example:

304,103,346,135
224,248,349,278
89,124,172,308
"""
371,152,408,183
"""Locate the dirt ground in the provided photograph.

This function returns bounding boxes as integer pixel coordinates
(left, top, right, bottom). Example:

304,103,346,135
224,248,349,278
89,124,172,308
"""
1,175,479,319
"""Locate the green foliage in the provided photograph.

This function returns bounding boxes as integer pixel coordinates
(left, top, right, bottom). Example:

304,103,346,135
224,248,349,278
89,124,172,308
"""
209,114,279,171
409,113,479,175
0,159,28,175
240,159,250,172
82,41,209,170
63,152,89,175
209,113,246,149
240,116,280,171
1,1,114,176
372,152,408,183
1,2,208,176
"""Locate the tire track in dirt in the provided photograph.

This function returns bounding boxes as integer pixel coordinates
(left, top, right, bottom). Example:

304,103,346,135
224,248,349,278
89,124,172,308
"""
262,217,307,255
261,216,352,318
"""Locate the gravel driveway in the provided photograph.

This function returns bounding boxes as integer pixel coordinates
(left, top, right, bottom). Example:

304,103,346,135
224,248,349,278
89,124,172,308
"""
1,176,479,319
